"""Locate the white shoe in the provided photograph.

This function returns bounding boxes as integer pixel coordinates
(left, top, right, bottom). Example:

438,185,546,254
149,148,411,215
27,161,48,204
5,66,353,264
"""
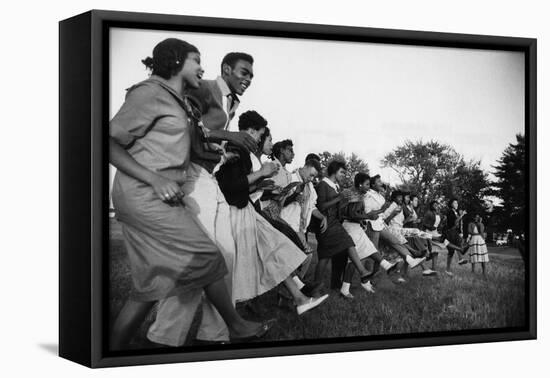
396,277,407,283
408,256,426,269
296,294,329,315
422,269,437,276
445,270,454,277
361,280,376,293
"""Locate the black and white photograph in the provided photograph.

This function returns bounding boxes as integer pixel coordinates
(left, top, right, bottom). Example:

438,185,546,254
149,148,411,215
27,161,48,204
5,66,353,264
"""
107,25,529,353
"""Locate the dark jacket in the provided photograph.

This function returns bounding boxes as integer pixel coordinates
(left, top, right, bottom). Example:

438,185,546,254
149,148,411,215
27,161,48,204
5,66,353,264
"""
215,146,251,209
446,209,463,233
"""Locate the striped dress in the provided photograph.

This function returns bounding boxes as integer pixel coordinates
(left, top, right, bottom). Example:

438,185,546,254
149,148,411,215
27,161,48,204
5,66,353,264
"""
468,223,489,263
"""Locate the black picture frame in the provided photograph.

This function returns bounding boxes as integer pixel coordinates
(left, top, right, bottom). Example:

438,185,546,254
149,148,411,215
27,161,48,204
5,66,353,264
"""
59,9,537,368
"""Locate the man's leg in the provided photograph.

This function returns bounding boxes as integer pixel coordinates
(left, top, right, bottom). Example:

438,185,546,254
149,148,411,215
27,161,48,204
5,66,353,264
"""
147,289,202,346
195,190,236,342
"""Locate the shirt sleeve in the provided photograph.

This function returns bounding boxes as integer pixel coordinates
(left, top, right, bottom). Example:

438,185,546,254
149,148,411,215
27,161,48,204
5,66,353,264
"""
109,84,162,147
382,202,397,220
363,194,375,213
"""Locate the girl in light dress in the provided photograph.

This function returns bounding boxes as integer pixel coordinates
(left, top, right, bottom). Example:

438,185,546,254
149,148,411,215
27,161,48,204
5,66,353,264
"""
467,214,489,278
215,111,328,315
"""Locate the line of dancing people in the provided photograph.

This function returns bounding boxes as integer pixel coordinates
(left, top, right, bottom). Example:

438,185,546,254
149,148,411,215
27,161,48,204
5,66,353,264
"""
109,38,490,349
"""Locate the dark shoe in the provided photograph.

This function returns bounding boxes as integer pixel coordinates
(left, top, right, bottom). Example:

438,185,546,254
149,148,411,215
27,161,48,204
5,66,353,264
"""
458,258,469,265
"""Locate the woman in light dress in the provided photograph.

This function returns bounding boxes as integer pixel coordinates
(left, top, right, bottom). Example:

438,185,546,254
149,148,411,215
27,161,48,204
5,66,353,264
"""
109,39,271,349
215,110,328,315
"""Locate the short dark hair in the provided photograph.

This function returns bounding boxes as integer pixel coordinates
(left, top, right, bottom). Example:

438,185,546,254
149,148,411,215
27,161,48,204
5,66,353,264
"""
429,200,439,211
369,174,381,187
327,160,346,176
304,158,322,173
354,172,370,188
305,153,321,162
142,38,199,80
271,139,293,160
238,110,267,131
221,52,254,73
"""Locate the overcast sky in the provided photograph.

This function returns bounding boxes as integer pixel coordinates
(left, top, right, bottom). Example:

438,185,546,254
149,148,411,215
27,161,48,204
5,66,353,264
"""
109,27,524,191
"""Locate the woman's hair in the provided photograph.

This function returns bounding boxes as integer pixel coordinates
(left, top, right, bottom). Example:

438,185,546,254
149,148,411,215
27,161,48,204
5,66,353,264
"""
429,200,439,211
305,158,322,174
221,52,254,73
270,139,293,160
354,172,370,188
369,174,381,187
410,194,419,206
390,190,403,202
258,126,271,152
142,38,199,80
327,160,347,176
238,110,267,131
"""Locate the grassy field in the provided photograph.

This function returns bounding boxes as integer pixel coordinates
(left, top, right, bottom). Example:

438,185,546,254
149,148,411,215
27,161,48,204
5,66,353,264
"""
109,218,526,347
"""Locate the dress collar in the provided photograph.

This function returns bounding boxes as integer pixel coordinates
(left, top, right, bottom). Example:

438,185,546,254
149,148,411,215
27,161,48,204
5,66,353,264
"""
322,177,340,192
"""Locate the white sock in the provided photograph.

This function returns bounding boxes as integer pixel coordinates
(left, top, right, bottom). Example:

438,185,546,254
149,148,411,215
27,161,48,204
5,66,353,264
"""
380,260,392,270
292,276,305,290
340,282,351,294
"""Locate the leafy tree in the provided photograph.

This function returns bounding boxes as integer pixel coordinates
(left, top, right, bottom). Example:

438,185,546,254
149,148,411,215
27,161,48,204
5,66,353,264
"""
317,151,369,189
492,134,526,233
381,140,490,216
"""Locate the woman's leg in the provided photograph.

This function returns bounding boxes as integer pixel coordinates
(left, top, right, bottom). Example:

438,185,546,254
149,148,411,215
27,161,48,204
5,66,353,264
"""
431,253,439,271
346,246,369,277
203,278,264,338
446,248,455,273
283,276,329,314
283,277,310,305
314,257,331,284
481,262,487,278
111,299,156,350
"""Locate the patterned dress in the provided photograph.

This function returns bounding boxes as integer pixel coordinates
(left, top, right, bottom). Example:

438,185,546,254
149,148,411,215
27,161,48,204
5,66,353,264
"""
468,224,489,263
